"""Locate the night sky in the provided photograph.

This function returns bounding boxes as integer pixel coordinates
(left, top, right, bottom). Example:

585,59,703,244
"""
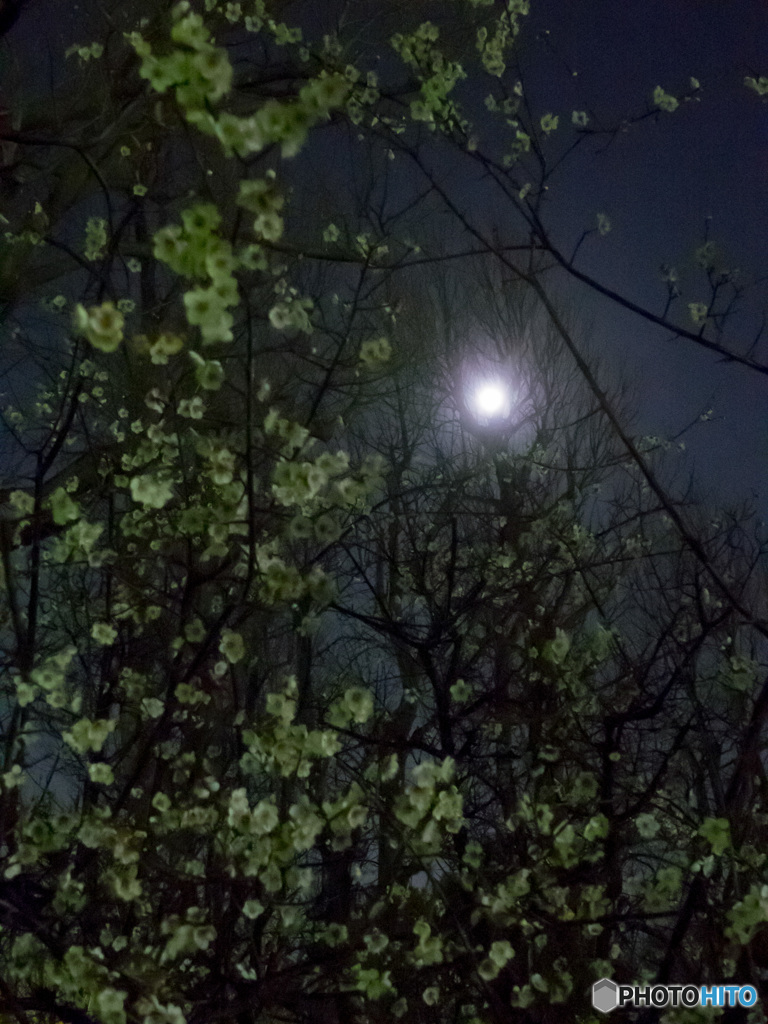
2,0,768,508
521,0,768,508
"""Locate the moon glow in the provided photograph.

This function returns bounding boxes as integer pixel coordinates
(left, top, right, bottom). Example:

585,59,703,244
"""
473,382,507,418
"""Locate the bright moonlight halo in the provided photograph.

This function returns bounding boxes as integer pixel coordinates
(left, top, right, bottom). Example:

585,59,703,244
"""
474,382,507,418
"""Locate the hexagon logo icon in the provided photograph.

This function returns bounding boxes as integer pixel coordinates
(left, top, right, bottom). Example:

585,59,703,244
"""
593,978,619,1013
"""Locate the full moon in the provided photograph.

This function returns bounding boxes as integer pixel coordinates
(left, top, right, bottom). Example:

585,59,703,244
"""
474,382,507,418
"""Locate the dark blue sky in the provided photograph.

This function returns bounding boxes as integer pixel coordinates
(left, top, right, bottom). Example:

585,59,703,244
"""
3,0,767,508
519,0,768,508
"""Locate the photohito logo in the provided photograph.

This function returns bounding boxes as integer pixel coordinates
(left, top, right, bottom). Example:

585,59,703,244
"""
592,979,758,1013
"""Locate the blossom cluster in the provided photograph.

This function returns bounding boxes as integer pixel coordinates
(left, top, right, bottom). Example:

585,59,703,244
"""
73,302,125,352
